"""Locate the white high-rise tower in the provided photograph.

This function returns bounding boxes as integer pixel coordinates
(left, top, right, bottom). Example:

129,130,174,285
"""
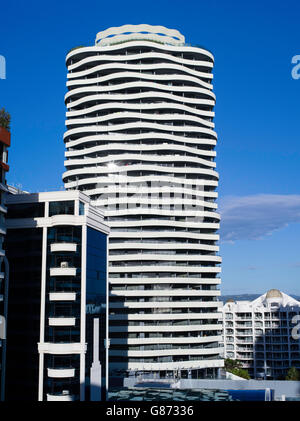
63,24,223,379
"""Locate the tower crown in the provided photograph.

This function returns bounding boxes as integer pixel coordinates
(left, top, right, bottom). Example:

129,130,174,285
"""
95,24,185,47
266,289,283,300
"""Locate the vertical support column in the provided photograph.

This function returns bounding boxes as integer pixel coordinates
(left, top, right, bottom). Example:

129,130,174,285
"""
38,226,48,401
252,311,256,379
45,201,49,218
263,312,267,380
105,235,109,400
80,224,87,401
74,198,79,216
90,318,102,401
287,310,291,376
0,256,9,402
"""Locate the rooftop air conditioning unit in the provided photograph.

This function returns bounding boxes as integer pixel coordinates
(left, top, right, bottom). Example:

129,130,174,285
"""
61,262,69,268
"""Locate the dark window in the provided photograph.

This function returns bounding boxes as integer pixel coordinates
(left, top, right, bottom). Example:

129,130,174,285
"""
47,225,81,243
4,227,43,401
7,202,45,218
49,201,74,216
46,326,80,343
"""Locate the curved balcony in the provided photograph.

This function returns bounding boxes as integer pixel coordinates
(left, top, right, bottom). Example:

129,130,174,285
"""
109,347,221,357
114,358,224,372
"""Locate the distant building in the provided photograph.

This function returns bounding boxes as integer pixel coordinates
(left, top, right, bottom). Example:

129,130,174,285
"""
222,289,300,379
0,125,10,401
4,190,109,401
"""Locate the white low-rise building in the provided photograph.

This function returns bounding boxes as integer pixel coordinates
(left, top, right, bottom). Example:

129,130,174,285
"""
222,289,300,379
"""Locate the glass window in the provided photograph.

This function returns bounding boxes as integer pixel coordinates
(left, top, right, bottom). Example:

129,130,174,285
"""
48,225,81,243
49,201,74,216
79,201,85,215
4,227,43,400
46,326,80,343
85,227,107,397
7,202,45,218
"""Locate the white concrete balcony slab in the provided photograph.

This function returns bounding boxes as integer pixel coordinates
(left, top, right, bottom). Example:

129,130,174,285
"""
49,317,76,326
110,312,223,321
50,243,77,253
47,393,75,401
38,342,86,354
110,324,222,333
110,347,222,358
124,359,224,372
47,368,75,378
110,301,223,309
50,267,76,277
110,289,221,297
49,292,76,301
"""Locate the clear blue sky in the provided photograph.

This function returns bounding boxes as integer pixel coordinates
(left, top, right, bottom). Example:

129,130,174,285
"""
1,0,300,296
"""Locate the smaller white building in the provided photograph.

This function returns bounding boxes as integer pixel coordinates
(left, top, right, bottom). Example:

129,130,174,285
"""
222,289,300,379
4,190,110,401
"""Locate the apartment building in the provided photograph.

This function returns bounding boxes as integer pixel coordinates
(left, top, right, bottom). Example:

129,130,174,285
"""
222,289,300,379
62,24,223,379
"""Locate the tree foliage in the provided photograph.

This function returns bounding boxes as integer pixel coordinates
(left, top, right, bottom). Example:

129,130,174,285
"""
224,358,250,379
285,367,300,381
0,108,10,130
224,358,242,371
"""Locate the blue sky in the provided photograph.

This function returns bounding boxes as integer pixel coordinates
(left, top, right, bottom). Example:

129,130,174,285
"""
0,0,300,295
